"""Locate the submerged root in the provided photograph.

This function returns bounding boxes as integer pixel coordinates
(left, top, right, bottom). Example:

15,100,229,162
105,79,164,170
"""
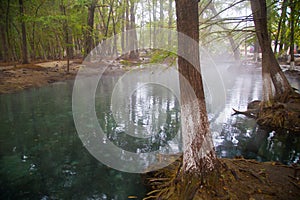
233,92,300,133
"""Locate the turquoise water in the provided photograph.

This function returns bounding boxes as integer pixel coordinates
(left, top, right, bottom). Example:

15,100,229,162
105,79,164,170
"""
0,80,148,199
0,66,299,199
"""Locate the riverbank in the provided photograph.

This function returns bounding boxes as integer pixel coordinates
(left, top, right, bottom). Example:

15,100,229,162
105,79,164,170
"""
0,59,126,94
144,157,300,200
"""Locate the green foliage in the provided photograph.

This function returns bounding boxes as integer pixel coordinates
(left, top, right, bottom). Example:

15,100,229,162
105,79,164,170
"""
149,50,177,65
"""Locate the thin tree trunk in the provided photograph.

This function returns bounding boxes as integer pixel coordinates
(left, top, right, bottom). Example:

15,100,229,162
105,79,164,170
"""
121,3,125,53
0,2,9,62
19,0,29,64
175,0,216,176
289,0,295,70
5,0,14,62
152,0,157,48
158,0,164,45
60,3,72,72
168,0,173,46
129,0,138,59
85,0,97,57
125,0,129,53
147,0,152,48
274,0,288,55
112,8,118,56
0,22,9,62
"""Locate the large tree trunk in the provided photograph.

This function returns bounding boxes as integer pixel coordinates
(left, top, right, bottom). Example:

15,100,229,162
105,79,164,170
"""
19,0,29,64
250,0,293,104
175,0,216,176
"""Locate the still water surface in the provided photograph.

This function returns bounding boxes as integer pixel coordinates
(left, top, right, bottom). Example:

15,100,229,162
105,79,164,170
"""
0,65,299,199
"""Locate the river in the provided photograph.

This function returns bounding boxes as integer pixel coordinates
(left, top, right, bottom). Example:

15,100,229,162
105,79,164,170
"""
0,64,299,199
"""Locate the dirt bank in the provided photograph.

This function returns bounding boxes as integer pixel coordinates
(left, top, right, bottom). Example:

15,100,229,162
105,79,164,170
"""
0,60,126,94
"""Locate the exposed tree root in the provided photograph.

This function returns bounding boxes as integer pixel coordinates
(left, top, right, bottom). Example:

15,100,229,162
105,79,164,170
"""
232,108,258,119
144,157,300,200
233,92,300,133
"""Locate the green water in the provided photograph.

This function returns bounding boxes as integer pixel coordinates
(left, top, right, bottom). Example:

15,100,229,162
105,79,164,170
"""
0,66,299,199
0,80,149,199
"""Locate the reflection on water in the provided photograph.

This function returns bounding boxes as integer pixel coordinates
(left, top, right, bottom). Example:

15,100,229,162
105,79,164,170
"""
0,65,299,198
211,67,300,165
99,83,181,153
0,82,146,199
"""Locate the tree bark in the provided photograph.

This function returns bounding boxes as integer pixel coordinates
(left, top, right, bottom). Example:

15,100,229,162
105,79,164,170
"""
175,0,216,175
121,3,125,53
128,0,138,59
0,20,9,62
125,0,130,53
19,0,29,64
274,0,288,55
152,0,157,48
168,0,173,46
289,0,295,70
111,7,118,56
60,3,73,72
147,0,152,48
250,0,293,104
85,0,97,57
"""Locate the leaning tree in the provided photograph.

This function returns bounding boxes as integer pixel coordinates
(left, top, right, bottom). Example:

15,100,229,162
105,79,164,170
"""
250,0,293,105
236,0,300,131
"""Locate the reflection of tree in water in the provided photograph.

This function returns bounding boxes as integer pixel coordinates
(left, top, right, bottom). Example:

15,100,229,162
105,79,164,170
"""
217,115,300,165
100,84,181,154
0,81,146,199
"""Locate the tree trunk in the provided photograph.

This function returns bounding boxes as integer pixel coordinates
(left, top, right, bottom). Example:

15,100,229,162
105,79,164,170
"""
168,0,173,46
121,4,125,53
85,0,97,57
129,0,138,59
19,0,29,64
60,3,73,72
289,0,295,70
125,0,129,53
253,38,260,62
159,0,164,45
111,8,118,57
147,0,152,48
250,0,293,104
0,22,9,62
175,0,216,176
274,0,288,55
152,0,157,48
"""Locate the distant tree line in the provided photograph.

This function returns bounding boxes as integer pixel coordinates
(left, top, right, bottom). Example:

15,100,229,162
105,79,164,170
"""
0,0,299,64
